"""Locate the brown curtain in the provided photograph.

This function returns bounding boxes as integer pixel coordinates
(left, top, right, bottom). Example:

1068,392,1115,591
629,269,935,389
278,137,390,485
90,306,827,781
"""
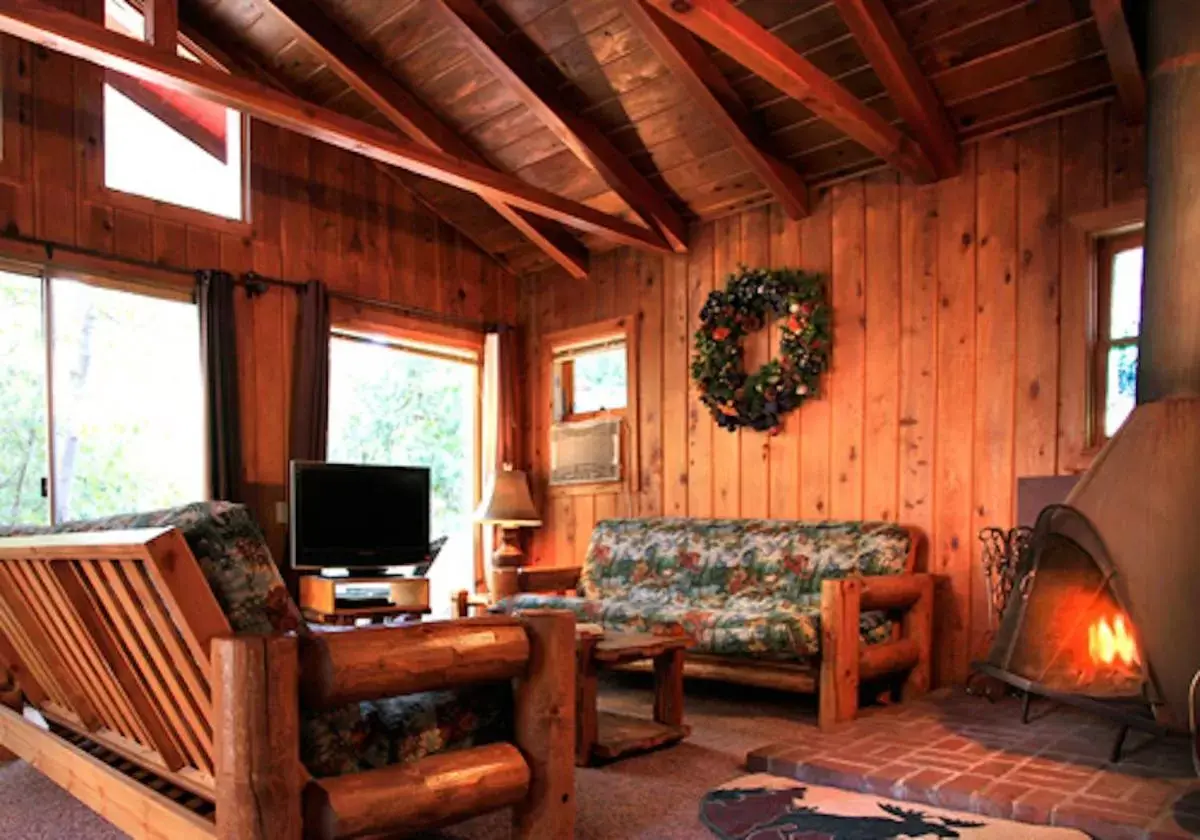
496,325,522,468
290,280,331,463
196,269,243,501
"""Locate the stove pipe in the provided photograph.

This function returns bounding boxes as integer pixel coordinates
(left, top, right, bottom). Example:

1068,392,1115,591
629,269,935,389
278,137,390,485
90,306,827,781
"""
1064,0,1200,730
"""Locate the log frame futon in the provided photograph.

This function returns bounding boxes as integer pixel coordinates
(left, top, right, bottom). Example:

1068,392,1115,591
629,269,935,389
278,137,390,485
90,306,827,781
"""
458,525,933,730
0,527,576,839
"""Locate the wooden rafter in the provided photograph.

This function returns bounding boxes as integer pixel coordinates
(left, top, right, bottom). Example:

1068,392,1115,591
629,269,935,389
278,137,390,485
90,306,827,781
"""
643,0,936,183
1090,0,1145,123
143,0,176,52
430,0,690,254
0,0,672,254
623,0,809,219
258,0,588,279
176,11,524,279
832,0,958,179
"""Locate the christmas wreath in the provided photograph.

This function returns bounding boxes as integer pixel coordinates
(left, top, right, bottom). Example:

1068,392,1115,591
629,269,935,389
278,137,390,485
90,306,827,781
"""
691,265,831,433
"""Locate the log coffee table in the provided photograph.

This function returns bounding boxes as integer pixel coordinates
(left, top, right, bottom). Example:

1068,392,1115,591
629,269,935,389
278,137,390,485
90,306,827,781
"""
575,627,691,766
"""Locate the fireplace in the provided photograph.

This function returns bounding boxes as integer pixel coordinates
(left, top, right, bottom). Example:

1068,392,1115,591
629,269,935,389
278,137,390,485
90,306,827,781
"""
974,3,1200,769
974,505,1171,760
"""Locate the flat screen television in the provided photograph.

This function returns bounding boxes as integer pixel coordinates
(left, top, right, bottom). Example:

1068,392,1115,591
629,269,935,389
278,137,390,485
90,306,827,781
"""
289,461,431,571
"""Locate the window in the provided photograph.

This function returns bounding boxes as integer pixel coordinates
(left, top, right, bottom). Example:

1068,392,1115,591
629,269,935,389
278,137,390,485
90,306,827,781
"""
553,335,628,421
1094,231,1144,440
102,0,244,220
0,269,205,527
547,319,635,489
327,331,480,617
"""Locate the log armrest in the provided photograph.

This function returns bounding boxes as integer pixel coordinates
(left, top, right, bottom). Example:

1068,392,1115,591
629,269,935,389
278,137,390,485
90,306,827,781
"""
452,566,584,618
818,573,934,730
213,612,577,840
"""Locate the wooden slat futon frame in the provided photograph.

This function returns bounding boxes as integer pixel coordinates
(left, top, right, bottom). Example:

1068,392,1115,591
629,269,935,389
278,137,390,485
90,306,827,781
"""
0,528,575,839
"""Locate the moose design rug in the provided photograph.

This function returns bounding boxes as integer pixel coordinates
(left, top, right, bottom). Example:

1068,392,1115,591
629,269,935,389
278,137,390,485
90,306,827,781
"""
701,775,1090,839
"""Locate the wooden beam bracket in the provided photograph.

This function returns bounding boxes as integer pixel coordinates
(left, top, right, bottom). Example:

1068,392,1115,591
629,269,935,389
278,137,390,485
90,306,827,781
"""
624,0,809,218
258,0,590,278
644,0,937,182
832,0,959,179
432,0,689,252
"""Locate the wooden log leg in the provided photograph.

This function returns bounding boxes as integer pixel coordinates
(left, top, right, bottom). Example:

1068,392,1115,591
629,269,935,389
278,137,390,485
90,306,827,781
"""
0,667,18,763
653,648,685,727
214,635,302,840
900,574,934,701
819,578,862,730
576,634,598,767
513,610,576,840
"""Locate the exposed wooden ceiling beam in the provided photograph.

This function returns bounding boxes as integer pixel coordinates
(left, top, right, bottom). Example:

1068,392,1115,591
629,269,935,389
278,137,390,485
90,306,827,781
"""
176,8,522,279
0,0,672,254
430,0,690,253
643,0,935,183
1091,0,1146,123
831,0,958,179
623,0,808,219
258,0,588,279
144,0,177,52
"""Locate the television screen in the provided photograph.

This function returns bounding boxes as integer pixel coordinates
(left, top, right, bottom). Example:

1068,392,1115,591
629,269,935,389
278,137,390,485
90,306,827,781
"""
289,461,431,570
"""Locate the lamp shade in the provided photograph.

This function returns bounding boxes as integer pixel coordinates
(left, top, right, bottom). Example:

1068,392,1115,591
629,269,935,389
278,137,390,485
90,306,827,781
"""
475,467,542,527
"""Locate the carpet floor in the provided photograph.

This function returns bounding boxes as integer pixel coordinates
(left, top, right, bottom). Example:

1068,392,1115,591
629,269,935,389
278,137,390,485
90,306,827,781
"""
0,675,828,840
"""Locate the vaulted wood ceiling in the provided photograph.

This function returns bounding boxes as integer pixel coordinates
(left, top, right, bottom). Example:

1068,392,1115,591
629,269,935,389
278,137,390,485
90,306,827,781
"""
168,0,1143,275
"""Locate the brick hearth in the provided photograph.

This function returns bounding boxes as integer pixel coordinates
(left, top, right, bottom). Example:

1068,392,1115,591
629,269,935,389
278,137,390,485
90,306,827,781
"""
747,689,1200,840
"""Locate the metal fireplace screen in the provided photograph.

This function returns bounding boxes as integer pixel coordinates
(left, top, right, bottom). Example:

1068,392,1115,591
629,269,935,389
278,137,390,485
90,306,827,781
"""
985,505,1153,701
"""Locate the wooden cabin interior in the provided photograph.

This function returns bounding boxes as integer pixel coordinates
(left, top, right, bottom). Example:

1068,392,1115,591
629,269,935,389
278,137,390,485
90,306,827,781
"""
0,0,1197,838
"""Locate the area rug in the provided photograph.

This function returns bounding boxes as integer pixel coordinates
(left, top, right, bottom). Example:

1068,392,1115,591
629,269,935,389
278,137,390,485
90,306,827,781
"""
700,774,1091,839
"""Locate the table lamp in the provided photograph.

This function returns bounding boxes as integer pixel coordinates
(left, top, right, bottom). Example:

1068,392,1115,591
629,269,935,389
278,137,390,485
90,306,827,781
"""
475,465,542,597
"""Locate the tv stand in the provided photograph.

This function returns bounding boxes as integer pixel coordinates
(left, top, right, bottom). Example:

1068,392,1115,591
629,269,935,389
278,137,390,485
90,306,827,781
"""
299,575,431,626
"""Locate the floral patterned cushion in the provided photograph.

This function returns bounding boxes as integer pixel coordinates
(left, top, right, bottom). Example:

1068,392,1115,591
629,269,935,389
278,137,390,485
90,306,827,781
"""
302,683,512,777
0,502,507,777
581,518,912,605
495,518,912,661
497,594,893,660
0,501,303,634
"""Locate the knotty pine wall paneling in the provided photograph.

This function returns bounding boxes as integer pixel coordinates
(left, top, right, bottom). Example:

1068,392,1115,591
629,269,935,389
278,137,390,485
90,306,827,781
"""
519,104,1145,687
0,29,517,561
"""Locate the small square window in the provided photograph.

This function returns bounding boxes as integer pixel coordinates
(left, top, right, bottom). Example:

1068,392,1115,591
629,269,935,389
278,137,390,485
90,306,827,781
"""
553,337,628,421
102,0,244,220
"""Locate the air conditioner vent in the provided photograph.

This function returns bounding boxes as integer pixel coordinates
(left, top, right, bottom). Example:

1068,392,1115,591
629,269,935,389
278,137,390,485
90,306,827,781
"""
550,418,621,485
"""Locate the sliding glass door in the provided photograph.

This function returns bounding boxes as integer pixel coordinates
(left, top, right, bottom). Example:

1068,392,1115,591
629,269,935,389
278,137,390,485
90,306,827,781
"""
0,268,206,528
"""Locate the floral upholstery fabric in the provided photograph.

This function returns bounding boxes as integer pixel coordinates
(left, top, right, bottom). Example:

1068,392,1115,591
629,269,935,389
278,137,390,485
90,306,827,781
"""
0,501,303,634
497,518,913,661
0,502,508,778
498,594,892,659
581,518,912,604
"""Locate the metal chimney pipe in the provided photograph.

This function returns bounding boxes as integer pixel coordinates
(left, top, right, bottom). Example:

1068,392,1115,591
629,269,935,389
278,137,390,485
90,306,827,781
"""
1140,1,1200,402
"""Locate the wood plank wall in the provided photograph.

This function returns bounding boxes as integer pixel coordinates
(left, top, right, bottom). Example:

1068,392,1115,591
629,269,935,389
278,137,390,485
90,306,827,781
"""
0,27,517,560
519,104,1146,687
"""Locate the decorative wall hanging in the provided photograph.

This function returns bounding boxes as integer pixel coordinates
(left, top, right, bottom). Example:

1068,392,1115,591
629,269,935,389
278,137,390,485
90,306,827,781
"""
691,265,830,433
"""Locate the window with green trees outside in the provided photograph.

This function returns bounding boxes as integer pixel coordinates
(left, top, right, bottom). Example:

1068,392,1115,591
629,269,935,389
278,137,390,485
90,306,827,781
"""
326,332,479,617
0,269,205,527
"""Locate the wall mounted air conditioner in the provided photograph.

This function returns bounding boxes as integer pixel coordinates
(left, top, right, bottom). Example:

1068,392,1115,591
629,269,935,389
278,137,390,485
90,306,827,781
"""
549,418,621,485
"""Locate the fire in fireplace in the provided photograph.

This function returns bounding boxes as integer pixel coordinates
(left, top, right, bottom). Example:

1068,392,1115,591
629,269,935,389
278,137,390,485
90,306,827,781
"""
1088,615,1138,674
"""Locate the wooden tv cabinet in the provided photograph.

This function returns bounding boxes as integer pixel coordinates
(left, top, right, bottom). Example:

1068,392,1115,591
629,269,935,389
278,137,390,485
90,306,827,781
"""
299,575,431,625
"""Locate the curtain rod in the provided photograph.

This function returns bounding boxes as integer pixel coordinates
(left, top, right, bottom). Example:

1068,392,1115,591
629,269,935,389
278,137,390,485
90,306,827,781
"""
0,232,513,332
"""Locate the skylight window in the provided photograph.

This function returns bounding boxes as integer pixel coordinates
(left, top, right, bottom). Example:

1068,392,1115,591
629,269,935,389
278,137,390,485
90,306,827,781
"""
102,0,244,220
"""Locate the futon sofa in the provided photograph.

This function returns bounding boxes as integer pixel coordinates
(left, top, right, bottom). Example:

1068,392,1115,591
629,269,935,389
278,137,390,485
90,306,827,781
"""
0,502,574,838
493,517,933,727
